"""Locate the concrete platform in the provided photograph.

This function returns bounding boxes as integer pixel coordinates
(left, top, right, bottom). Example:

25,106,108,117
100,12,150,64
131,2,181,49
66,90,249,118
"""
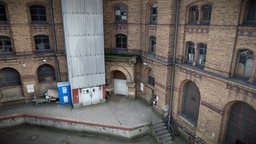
0,95,161,139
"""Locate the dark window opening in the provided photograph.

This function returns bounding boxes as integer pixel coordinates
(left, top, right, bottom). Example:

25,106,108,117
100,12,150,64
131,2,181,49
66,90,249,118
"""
37,65,56,83
0,68,21,87
148,76,155,86
115,6,127,23
116,34,127,48
148,70,155,86
150,37,156,54
34,35,50,51
0,4,7,22
201,5,212,25
225,102,256,144
182,81,200,126
30,5,47,23
0,36,12,53
188,6,199,24
244,0,256,26
186,42,195,63
150,4,157,24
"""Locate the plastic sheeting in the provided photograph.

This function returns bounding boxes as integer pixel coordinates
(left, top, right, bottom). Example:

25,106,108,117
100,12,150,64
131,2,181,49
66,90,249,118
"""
61,0,105,89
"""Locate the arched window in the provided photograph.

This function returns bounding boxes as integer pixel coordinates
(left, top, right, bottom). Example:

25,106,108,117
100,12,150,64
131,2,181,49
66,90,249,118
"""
225,102,256,144
201,5,212,25
197,43,207,66
148,69,155,86
188,6,199,24
188,4,212,25
30,5,47,23
116,34,127,48
0,4,7,22
0,68,21,87
37,65,56,83
150,3,157,24
182,81,200,126
0,36,12,53
115,5,127,23
244,0,256,25
149,36,156,54
186,42,195,63
235,50,253,79
34,35,50,50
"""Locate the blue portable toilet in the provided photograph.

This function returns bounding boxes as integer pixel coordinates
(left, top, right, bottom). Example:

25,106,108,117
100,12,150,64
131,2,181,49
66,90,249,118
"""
57,82,72,106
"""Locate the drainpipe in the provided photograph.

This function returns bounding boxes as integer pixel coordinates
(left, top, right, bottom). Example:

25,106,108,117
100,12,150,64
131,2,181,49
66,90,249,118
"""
50,0,61,82
168,0,180,125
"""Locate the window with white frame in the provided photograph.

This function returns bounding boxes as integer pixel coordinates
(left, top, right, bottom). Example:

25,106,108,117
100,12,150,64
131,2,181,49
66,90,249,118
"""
197,43,207,66
115,6,127,23
235,50,254,79
186,42,195,63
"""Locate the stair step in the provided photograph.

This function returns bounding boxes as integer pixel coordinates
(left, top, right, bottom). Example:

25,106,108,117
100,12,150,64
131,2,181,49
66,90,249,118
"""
161,136,173,142
154,125,166,130
152,120,164,125
157,129,169,135
159,133,172,139
153,122,165,127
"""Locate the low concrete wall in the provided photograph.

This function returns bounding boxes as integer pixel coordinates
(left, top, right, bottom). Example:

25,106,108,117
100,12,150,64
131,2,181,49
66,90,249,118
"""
0,114,150,139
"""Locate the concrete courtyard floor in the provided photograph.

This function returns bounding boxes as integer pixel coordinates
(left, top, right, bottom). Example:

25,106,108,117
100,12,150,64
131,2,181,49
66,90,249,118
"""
0,95,161,128
0,124,156,144
0,95,188,144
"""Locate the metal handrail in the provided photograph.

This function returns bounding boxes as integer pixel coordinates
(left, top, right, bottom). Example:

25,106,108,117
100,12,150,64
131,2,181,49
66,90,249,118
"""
164,116,206,144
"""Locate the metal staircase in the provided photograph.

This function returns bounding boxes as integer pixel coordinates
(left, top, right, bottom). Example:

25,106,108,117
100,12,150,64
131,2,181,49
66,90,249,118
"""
151,119,175,144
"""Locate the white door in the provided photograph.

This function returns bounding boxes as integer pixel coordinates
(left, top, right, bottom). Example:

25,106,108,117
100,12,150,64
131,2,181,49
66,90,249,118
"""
91,87,102,104
114,79,128,96
80,88,91,106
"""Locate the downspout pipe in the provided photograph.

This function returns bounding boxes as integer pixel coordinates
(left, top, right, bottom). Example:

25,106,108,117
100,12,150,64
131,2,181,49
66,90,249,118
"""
168,0,180,124
50,0,61,82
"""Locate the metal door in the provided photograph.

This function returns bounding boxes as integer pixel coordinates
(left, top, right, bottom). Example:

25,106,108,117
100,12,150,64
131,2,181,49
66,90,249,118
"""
80,88,91,106
91,87,101,104
114,79,128,96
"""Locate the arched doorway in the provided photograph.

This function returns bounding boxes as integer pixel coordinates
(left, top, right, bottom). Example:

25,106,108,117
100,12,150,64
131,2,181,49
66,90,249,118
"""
0,68,23,100
113,70,128,96
181,81,200,126
37,64,56,93
225,102,256,144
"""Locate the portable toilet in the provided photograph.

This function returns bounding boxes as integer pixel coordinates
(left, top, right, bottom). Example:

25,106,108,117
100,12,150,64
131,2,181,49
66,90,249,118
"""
57,82,72,106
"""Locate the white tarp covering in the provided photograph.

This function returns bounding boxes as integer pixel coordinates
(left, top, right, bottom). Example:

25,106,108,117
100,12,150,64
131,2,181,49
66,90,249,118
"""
61,0,105,89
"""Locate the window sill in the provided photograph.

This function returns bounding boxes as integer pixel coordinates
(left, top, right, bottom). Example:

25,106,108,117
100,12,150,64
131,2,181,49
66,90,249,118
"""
30,22,49,26
178,114,197,128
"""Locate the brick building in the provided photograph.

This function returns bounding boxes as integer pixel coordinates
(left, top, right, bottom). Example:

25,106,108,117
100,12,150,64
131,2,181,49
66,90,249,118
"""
0,0,256,144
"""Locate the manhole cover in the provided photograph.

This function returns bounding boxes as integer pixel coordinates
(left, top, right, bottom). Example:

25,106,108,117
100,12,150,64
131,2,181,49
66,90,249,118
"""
29,135,39,141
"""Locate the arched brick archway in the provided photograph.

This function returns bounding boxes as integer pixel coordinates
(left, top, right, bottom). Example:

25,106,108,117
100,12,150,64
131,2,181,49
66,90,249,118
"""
106,66,135,98
219,101,256,144
106,66,133,83
0,67,23,100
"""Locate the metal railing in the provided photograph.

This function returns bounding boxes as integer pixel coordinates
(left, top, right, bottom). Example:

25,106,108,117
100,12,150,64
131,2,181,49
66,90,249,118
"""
163,116,206,144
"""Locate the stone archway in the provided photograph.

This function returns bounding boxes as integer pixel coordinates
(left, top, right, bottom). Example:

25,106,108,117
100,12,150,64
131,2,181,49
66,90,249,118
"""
0,67,23,101
221,101,256,144
106,66,135,99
